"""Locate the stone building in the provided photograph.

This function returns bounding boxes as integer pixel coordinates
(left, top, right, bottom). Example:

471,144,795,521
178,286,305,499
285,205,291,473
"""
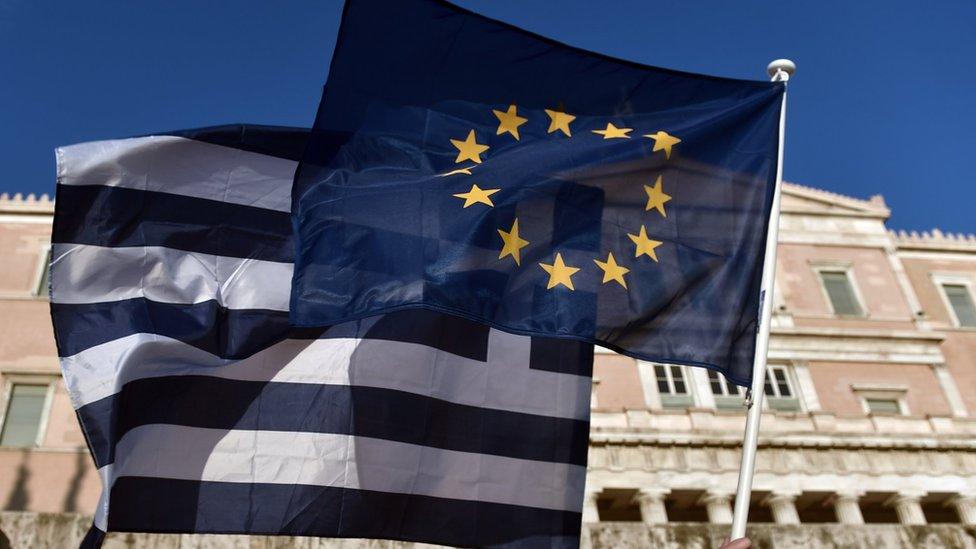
0,184,974,548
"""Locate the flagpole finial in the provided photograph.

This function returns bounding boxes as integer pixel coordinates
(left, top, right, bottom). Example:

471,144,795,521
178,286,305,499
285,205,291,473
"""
767,59,796,81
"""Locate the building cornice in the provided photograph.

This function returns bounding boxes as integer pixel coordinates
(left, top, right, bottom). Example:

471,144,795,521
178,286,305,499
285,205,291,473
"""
590,408,976,450
589,432,976,451
0,193,55,215
768,325,945,365
781,182,890,219
891,228,976,254
770,325,944,342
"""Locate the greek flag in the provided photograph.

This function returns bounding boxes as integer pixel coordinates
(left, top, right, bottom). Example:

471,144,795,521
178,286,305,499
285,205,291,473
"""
50,125,593,548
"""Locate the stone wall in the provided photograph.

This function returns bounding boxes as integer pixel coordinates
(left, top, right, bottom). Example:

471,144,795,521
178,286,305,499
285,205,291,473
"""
589,523,976,548
0,512,444,549
2,513,975,549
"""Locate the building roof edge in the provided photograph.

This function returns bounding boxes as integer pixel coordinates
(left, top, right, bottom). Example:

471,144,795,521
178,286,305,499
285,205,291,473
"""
0,193,55,214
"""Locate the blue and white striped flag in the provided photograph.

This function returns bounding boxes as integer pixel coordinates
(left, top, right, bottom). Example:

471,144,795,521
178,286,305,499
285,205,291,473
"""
50,126,593,548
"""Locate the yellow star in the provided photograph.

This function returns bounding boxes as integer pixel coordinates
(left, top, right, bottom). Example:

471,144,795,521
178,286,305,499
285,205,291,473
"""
492,104,528,140
544,109,576,137
539,253,581,290
593,252,630,289
498,218,530,265
627,225,663,262
592,123,633,139
643,175,672,217
452,184,499,208
450,130,490,164
643,131,681,159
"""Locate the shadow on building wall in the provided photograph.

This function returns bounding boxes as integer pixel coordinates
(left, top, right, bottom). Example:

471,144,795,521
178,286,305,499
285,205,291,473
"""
3,453,29,512
61,450,88,513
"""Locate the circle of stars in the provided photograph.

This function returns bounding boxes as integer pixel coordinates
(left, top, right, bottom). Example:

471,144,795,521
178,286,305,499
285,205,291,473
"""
445,104,680,292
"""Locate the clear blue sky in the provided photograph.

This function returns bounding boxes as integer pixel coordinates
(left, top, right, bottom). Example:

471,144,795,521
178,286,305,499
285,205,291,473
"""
2,1,974,233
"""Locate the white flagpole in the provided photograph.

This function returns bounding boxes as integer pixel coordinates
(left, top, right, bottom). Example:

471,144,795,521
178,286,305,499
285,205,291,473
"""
729,58,795,541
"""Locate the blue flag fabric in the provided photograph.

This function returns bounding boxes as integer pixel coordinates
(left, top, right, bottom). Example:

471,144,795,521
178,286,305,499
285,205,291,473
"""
290,0,785,385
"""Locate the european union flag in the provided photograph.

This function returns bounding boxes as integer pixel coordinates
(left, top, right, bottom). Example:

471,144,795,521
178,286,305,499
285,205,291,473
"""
290,0,785,385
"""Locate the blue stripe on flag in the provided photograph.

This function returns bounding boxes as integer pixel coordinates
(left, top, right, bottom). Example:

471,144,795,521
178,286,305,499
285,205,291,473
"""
52,300,493,361
78,375,589,468
107,477,582,547
52,299,293,359
163,124,309,161
53,184,293,262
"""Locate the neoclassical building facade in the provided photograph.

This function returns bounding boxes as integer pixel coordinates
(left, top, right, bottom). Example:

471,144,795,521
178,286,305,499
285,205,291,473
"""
0,183,974,547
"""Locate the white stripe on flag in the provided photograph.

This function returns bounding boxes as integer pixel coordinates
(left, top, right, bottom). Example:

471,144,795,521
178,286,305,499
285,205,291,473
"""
62,332,591,420
109,424,586,513
56,136,296,212
51,243,292,311
92,464,112,532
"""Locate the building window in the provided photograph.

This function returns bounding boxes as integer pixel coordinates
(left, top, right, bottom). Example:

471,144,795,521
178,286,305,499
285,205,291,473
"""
864,397,902,415
654,364,694,408
32,245,52,298
942,284,976,328
853,385,908,416
818,270,863,316
708,370,745,410
707,367,799,411
764,365,800,411
0,383,50,447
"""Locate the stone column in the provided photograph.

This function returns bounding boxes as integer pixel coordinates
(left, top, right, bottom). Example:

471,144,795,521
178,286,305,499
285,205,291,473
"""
947,494,976,525
886,491,927,525
699,490,734,524
635,489,670,525
582,491,600,523
763,491,801,525
831,491,865,525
